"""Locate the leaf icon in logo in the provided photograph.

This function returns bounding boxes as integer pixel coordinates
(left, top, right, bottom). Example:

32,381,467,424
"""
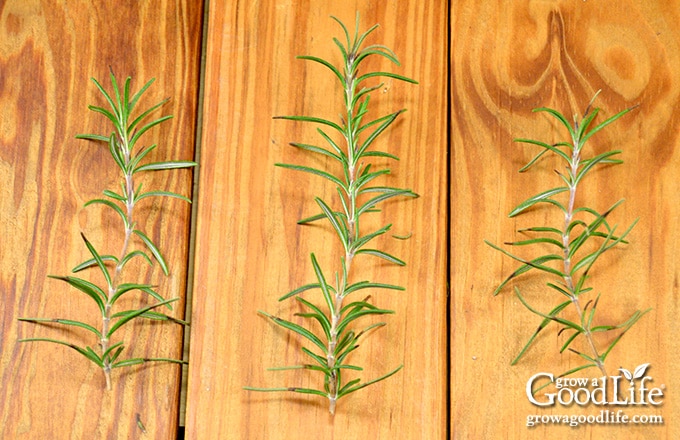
619,367,633,382
633,363,651,380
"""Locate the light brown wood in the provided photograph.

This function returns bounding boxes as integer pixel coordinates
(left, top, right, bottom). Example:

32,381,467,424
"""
185,0,448,438
0,1,202,438
452,0,679,438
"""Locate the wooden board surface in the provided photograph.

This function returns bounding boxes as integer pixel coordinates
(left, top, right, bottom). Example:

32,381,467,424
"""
451,0,679,438
0,1,203,438
6,0,680,438
184,0,448,438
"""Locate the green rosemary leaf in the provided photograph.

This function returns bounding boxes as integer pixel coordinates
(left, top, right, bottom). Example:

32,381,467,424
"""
107,134,127,172
586,294,601,329
515,288,584,333
110,283,171,309
352,84,383,109
503,237,564,249
353,168,391,190
47,275,106,313
87,105,119,128
273,115,343,133
546,282,571,298
340,300,378,314
134,310,189,326
103,189,126,201
111,357,187,369
362,150,400,160
109,70,123,118
128,113,172,150
19,338,104,367
110,346,126,364
90,77,121,123
127,144,157,171
355,110,402,158
310,253,335,314
127,98,168,135
275,163,348,193
132,229,169,275
71,255,118,273
134,190,192,203
350,224,392,251
75,133,111,142
316,197,349,245
107,297,178,337
134,160,196,173
579,105,636,147
286,387,330,397
337,378,362,396
355,110,392,135
334,330,357,356
485,241,565,286
120,250,153,268
337,364,363,371
301,347,329,369
122,76,131,118
568,348,597,364
278,283,324,302
356,44,402,66
336,364,403,398
290,142,342,162
85,198,128,229
517,226,562,235
298,55,345,85
296,213,326,224
259,310,328,354
533,107,574,139
508,187,569,217
576,106,600,140
356,71,418,86
599,308,651,361
568,201,624,257
559,330,580,353
296,297,331,339
574,150,622,186
18,317,102,338
332,37,348,60
337,307,393,335
356,189,415,217
354,249,405,266
80,233,113,289
344,281,404,295
102,341,125,363
510,300,571,365
128,77,156,113
514,138,571,171
351,22,380,56
336,341,360,365
330,16,351,51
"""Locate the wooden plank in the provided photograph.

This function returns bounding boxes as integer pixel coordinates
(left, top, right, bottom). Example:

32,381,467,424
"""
185,0,448,438
0,1,203,438
451,0,679,438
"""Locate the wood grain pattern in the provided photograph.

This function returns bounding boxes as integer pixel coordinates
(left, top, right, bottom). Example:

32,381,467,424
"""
451,1,680,438
184,0,448,438
0,1,202,438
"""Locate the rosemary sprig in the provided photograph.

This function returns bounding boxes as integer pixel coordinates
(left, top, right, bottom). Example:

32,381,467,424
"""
245,14,417,414
19,71,196,390
487,92,650,382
